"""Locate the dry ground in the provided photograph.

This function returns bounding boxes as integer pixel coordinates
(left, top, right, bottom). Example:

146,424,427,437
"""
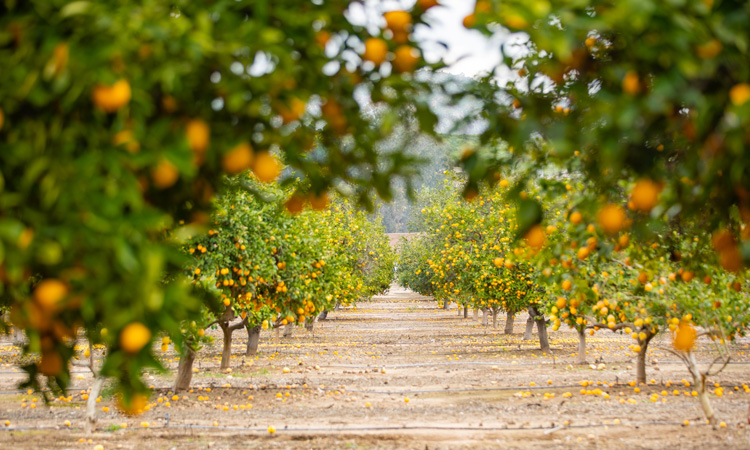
2,284,750,449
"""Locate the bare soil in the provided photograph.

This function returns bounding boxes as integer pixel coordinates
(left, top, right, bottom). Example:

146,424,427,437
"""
2,284,750,449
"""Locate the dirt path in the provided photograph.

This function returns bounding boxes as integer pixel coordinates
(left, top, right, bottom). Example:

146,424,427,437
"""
2,285,750,449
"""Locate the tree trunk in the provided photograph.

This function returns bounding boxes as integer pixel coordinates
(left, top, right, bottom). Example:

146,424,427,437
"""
534,308,550,353
84,377,104,434
443,299,449,310
245,325,261,356
481,308,489,326
576,328,587,365
523,314,534,340
457,305,463,316
686,351,716,425
175,344,197,391
463,306,468,318
504,310,515,334
283,323,293,338
305,317,315,332
635,332,655,385
492,309,499,328
473,309,478,321
220,323,233,370
318,310,329,320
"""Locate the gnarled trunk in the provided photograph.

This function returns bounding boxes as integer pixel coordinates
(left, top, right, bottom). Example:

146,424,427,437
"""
175,343,197,391
84,377,104,434
686,351,716,425
318,310,329,321
523,314,534,340
246,325,261,356
220,322,233,370
635,332,655,385
504,310,515,334
530,306,550,352
283,323,293,338
305,316,315,332
576,327,587,365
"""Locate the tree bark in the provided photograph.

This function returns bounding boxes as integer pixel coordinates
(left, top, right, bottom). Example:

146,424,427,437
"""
481,308,489,326
576,328,587,365
635,332,655,385
492,308,499,328
457,305,463,316
504,310,515,334
175,343,197,391
473,309,479,321
318,310,329,320
463,306,468,319
305,316,315,332
246,325,261,356
220,322,233,370
534,308,550,353
84,377,104,434
523,314,534,340
686,351,716,425
283,323,293,338
443,299,449,310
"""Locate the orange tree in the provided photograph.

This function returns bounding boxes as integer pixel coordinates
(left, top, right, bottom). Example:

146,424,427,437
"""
0,1,438,401
457,0,750,269
175,177,394,391
399,172,546,345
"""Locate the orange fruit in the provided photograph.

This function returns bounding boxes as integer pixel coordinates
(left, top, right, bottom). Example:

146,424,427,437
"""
622,71,639,95
696,39,722,59
730,84,750,106
597,204,626,234
363,38,388,65
712,229,735,251
719,246,743,272
112,129,140,153
0,107,4,130
673,322,696,352
50,42,69,76
308,191,329,211
151,159,179,189
681,271,694,282
576,246,590,260
277,97,307,123
251,152,281,183
417,0,439,10
556,297,567,309
524,225,546,251
384,11,411,33
34,279,69,313
117,392,149,416
186,119,210,155
162,95,178,113
38,351,64,376
630,178,661,212
637,272,649,284
222,142,254,175
569,211,582,225
316,30,331,48
285,194,305,215
92,79,131,113
120,322,152,354
618,233,630,248
561,280,572,291
392,46,420,73
462,14,476,28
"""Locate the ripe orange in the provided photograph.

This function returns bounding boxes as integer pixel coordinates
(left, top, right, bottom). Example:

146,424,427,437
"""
251,152,281,183
719,246,743,272
186,119,210,155
681,271,694,282
561,280,572,291
222,142,254,175
729,83,750,106
308,191,330,211
597,204,626,234
38,351,64,376
392,46,420,73
637,272,649,284
462,13,476,28
524,225,546,251
117,392,149,416
92,79,131,113
712,229,735,251
362,38,388,65
277,97,307,123
34,279,69,313
120,322,152,354
50,42,69,76
576,246,590,260
151,159,179,189
630,179,661,212
569,211,582,225
556,297,567,309
622,71,639,95
284,194,305,215
113,130,140,153
417,0,439,10
384,11,411,33
673,322,696,352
